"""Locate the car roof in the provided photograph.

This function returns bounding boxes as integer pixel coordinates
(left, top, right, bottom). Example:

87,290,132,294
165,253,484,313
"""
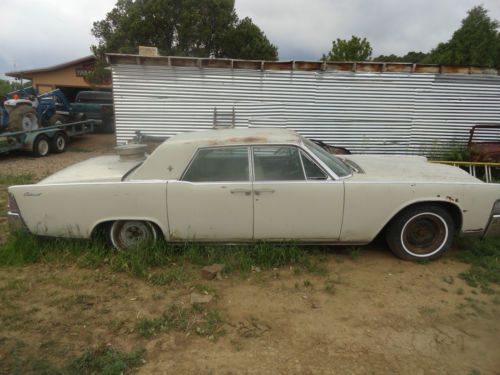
164,127,302,147
130,128,303,181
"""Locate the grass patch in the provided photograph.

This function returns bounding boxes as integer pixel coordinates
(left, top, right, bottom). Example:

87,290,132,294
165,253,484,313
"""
66,345,145,375
135,303,225,341
1,338,144,375
0,233,309,280
455,237,500,288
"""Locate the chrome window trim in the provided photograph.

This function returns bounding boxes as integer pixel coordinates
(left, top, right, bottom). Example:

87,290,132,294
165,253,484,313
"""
299,150,329,181
299,139,353,181
251,144,308,182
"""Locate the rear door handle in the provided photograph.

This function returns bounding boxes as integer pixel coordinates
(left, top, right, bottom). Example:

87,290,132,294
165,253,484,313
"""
254,188,275,195
230,188,252,196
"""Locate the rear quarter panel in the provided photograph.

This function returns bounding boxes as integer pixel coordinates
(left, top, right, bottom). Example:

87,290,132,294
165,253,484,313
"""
341,181,500,242
9,181,168,238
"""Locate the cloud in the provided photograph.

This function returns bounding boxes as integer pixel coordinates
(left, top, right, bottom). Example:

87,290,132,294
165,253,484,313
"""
1,0,499,79
235,0,500,60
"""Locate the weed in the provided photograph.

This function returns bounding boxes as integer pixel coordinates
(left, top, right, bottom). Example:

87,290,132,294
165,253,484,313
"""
298,257,329,276
0,173,36,187
66,345,145,374
303,280,312,288
148,264,191,286
135,304,225,341
192,283,218,297
416,259,430,265
0,234,307,278
455,237,500,288
324,280,335,295
456,288,464,295
349,247,362,261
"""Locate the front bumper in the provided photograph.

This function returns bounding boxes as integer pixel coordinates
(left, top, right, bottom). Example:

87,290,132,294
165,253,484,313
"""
484,214,500,237
7,211,27,233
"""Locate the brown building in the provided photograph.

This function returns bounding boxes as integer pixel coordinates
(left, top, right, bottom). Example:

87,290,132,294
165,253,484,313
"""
5,55,111,100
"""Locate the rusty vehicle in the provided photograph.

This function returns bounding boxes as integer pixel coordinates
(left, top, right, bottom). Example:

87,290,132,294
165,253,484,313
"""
7,128,500,260
468,124,500,162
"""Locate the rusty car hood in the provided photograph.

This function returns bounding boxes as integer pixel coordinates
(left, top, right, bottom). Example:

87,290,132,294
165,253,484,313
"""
342,155,482,183
39,156,143,184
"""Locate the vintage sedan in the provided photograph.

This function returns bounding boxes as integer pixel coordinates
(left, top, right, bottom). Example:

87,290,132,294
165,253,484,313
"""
7,128,500,260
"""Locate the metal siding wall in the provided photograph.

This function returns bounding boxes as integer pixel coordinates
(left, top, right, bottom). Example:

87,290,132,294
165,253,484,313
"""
111,64,500,155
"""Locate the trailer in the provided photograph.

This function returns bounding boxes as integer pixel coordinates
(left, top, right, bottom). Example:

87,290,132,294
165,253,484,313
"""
0,119,100,157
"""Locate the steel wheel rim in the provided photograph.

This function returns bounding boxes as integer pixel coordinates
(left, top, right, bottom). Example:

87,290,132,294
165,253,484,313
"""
55,135,66,151
111,221,156,250
400,212,448,257
22,113,38,131
38,139,49,156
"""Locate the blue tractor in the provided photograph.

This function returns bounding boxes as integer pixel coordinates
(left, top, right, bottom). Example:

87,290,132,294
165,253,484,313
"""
1,87,80,132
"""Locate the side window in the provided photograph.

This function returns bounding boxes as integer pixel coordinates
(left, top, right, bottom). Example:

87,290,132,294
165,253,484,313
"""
300,151,328,180
253,146,305,181
182,146,249,182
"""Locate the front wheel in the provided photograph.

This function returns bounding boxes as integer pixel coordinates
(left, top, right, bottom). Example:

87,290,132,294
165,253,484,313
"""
386,205,455,261
109,220,158,251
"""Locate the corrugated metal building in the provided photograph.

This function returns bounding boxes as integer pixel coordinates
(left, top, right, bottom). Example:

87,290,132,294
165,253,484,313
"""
108,54,500,155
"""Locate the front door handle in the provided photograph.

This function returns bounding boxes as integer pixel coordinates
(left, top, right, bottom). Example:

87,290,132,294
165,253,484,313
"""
230,188,252,196
254,188,275,195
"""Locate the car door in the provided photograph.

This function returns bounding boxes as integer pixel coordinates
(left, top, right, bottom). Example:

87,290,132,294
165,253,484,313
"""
167,146,253,240
252,145,344,240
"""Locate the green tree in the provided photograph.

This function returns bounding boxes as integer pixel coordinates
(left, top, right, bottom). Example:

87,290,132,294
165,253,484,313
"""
373,51,428,63
424,6,500,68
91,0,277,60
321,36,372,61
0,79,32,97
221,17,278,60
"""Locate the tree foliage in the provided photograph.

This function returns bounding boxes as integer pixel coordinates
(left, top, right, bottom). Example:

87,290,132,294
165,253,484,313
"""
221,17,278,60
91,0,277,60
321,36,372,61
424,6,500,68
0,79,32,97
373,51,428,63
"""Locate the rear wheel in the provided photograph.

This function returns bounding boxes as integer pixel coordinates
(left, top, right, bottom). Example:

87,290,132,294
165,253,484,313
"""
50,132,68,153
32,134,50,157
109,220,158,251
8,105,39,131
386,205,455,261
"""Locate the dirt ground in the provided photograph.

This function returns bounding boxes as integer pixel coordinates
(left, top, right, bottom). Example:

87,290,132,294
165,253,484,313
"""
0,134,499,374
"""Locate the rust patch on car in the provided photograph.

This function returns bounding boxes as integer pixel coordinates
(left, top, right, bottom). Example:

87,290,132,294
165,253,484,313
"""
208,137,269,145
445,196,459,203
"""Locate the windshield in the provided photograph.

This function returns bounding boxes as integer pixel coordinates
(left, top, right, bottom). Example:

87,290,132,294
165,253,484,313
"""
302,137,352,178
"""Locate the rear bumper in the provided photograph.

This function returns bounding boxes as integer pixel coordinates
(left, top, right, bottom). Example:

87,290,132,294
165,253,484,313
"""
484,214,500,237
7,211,27,232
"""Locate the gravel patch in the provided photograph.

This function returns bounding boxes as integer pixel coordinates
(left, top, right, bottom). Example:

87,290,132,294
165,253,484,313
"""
0,134,116,179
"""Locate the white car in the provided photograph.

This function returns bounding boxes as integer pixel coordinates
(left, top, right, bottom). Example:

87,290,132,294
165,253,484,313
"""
7,128,500,260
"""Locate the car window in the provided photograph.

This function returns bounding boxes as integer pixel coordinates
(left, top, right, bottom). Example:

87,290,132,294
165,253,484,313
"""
300,151,327,180
182,146,249,182
253,146,305,181
301,137,351,178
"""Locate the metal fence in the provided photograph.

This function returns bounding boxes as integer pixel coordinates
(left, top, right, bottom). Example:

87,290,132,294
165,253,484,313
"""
110,56,500,156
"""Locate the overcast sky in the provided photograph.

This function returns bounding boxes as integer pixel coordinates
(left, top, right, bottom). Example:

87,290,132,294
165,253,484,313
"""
1,0,499,79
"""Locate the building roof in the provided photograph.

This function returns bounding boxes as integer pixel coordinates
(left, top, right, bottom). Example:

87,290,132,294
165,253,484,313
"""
107,53,500,76
5,55,96,79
